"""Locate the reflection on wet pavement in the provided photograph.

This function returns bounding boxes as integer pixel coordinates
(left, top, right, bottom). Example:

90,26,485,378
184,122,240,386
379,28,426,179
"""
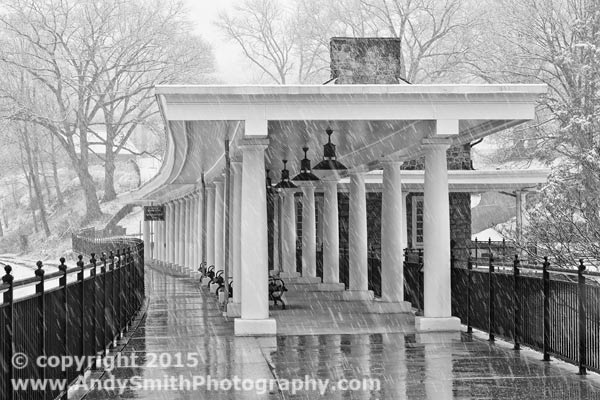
80,265,600,399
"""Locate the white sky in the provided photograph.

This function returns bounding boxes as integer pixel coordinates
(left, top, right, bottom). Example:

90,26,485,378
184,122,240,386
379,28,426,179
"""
184,0,251,84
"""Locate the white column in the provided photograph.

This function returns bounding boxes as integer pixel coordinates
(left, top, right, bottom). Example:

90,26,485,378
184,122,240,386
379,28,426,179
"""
143,219,151,261
206,185,216,267
172,200,180,265
184,197,191,268
159,211,166,262
376,161,412,312
178,198,185,267
228,161,242,314
416,140,460,332
301,186,317,278
166,202,174,264
197,190,204,265
343,170,372,301
215,179,225,270
161,206,168,263
234,139,276,336
320,180,344,291
280,191,299,278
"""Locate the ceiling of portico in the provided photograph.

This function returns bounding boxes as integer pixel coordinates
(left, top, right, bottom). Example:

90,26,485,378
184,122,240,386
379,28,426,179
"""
165,118,524,187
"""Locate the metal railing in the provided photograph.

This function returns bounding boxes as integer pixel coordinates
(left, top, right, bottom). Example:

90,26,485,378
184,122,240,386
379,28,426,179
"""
404,247,600,375
1,235,145,400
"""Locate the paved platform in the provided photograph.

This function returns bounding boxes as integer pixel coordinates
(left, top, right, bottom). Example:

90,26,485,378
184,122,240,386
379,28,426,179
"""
77,265,600,399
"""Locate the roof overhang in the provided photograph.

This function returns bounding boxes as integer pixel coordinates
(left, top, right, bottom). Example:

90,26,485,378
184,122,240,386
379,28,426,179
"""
133,84,547,203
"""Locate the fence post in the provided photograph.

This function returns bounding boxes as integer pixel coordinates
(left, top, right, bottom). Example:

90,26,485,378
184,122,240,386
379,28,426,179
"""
58,257,69,393
109,251,117,346
35,261,46,383
2,265,14,400
90,253,97,358
513,255,521,351
77,255,85,360
488,239,495,342
100,253,107,355
542,256,551,362
467,255,473,334
578,259,587,375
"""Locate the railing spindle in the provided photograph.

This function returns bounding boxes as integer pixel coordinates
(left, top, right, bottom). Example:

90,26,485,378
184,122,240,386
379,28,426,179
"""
3,265,14,400
35,261,46,385
578,259,587,375
543,256,551,362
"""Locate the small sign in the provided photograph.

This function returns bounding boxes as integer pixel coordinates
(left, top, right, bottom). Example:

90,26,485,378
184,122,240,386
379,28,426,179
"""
144,205,165,221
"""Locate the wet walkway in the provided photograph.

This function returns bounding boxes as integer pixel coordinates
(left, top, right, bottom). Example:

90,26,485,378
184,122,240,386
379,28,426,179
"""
78,264,600,399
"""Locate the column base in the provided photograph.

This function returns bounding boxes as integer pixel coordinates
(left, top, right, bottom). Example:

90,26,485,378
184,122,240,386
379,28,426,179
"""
234,318,277,336
368,300,413,314
278,271,300,279
342,290,374,301
415,331,462,344
285,276,321,284
316,282,346,291
415,316,461,332
226,302,241,318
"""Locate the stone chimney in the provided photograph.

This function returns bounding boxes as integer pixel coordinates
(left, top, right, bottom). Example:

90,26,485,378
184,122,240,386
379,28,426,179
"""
330,37,403,84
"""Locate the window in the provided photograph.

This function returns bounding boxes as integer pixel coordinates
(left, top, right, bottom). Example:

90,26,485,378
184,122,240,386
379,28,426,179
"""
412,196,424,248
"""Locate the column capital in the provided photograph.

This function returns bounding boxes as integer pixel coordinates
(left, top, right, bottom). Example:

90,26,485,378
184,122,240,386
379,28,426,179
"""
421,138,452,149
239,138,269,150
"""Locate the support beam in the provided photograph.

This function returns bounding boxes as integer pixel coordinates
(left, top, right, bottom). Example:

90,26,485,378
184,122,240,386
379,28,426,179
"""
177,198,185,268
206,185,216,268
301,186,317,279
191,193,199,269
416,140,460,332
280,191,299,279
215,180,225,271
227,160,242,317
319,180,344,291
343,170,373,301
143,220,151,261
184,196,191,269
167,202,175,264
374,161,411,313
234,138,276,336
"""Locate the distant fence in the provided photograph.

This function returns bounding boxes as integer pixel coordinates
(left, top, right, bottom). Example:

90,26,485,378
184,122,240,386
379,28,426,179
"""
404,247,600,376
1,234,145,400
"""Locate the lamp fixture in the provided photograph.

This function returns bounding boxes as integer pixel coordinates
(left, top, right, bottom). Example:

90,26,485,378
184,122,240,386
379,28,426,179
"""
274,160,297,189
313,127,347,171
266,169,277,194
292,147,320,182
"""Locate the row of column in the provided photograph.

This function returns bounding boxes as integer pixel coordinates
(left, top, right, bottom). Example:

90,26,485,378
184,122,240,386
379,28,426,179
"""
145,138,455,334
276,142,454,322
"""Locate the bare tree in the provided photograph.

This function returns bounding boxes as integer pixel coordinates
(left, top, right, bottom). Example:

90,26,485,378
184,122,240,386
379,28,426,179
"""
218,0,477,84
470,0,600,263
0,0,214,219
89,0,213,201
217,0,297,84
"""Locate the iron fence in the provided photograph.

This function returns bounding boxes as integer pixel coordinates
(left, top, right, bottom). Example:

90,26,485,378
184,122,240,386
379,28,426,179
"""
1,235,145,400
405,246,600,375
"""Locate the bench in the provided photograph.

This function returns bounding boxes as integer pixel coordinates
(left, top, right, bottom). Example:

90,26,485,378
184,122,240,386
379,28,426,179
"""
269,276,288,309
